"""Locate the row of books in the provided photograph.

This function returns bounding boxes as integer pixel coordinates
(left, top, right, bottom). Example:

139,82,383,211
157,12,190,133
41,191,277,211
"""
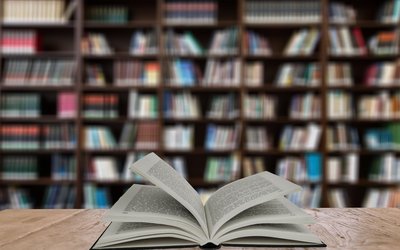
84,184,111,209
204,154,240,182
290,94,321,119
0,30,39,54
276,153,322,182
245,0,321,24
204,124,240,150
243,94,276,119
327,153,359,183
83,94,119,119
284,29,320,56
164,30,203,55
245,127,271,151
164,0,217,24
81,33,113,55
326,124,359,151
329,188,400,207
369,154,400,182
1,94,40,118
207,94,238,119
365,124,400,150
0,124,76,150
279,124,321,151
287,185,321,208
86,5,129,24
163,125,194,150
3,60,75,86
128,91,159,119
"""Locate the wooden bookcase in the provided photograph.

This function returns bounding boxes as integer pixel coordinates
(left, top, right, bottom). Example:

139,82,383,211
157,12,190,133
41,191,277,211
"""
0,0,399,208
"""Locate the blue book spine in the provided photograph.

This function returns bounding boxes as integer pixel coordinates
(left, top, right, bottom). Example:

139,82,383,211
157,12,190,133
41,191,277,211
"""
306,153,321,182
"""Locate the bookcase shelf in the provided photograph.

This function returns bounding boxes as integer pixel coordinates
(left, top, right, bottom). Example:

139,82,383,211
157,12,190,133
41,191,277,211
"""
1,0,400,209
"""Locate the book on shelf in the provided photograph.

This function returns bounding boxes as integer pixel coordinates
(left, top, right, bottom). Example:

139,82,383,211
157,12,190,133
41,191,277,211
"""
204,154,240,183
327,90,353,119
3,59,75,86
165,59,202,86
279,124,322,151
1,156,38,180
202,59,241,86
358,91,400,119
135,122,160,150
164,0,218,25
84,184,111,209
2,0,75,24
243,30,272,56
81,33,113,55
88,157,120,181
364,61,400,86
165,156,188,180
205,124,241,151
286,185,322,208
289,93,321,119
243,94,276,119
245,0,321,24
363,188,400,207
326,124,360,151
245,127,271,151
43,124,76,149
91,153,325,249
129,30,158,55
368,30,399,55
86,5,128,24
242,157,266,177
0,94,40,118
329,27,367,56
245,61,264,86
369,153,400,182
284,29,320,56
377,0,400,23
84,126,117,150
1,188,33,209
128,91,159,119
208,27,238,55
42,185,75,209
58,92,77,118
327,153,359,183
276,153,322,183
164,30,204,55
83,94,119,119
327,63,353,86
206,94,239,119
163,91,200,119
118,123,137,149
364,123,400,150
51,155,76,180
329,1,356,24
275,63,321,87
328,189,349,208
1,125,40,150
86,64,106,86
114,61,160,86
163,125,194,151
0,30,39,54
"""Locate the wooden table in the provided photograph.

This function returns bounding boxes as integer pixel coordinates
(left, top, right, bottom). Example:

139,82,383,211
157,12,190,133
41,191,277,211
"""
0,208,399,250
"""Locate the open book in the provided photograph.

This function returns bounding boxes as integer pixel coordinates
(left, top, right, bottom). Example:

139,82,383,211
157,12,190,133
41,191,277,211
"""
91,153,325,249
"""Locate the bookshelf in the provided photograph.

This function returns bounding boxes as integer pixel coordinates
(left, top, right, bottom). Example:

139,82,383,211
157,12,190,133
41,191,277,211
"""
0,0,400,209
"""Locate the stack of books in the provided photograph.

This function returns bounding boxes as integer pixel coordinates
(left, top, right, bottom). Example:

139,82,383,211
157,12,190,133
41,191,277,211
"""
1,94,40,118
81,33,113,55
243,31,272,56
86,64,106,86
129,30,158,55
163,92,200,118
245,61,264,86
1,30,39,54
163,125,194,150
1,125,40,150
276,153,322,182
206,94,238,119
164,30,203,55
202,59,241,86
275,63,321,87
42,185,76,209
289,93,321,119
364,61,400,86
327,153,359,183
326,124,360,150
242,157,266,177
245,0,321,24
204,154,240,182
165,60,201,86
3,60,75,86
327,63,353,86
164,0,218,24
204,124,240,150
358,91,400,119
208,28,238,55
86,5,128,24
284,29,320,56
327,90,353,119
83,94,119,119
114,61,160,86
245,127,271,151
329,27,367,56
368,30,399,55
84,126,117,150
128,91,158,119
279,124,322,151
1,156,38,180
243,94,276,119
51,155,76,180
43,124,76,149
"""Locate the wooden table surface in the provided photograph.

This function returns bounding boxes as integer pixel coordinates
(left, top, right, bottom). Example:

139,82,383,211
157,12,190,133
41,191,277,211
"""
0,208,399,250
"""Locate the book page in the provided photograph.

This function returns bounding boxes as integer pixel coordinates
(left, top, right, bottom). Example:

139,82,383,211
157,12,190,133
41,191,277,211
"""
130,153,208,236
104,184,207,242
205,172,300,237
214,197,314,239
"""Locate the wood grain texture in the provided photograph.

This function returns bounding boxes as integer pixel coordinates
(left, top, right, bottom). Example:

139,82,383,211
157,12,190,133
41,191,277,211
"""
0,208,399,250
